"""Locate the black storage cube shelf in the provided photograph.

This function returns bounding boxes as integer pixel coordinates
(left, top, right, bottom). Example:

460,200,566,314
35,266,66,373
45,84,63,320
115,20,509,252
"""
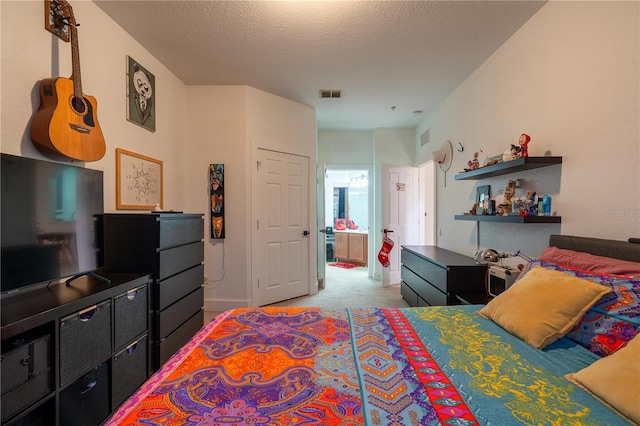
59,300,112,387
60,363,110,426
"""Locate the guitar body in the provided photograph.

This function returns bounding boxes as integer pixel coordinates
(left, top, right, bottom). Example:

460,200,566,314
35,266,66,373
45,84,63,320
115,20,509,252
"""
31,77,106,161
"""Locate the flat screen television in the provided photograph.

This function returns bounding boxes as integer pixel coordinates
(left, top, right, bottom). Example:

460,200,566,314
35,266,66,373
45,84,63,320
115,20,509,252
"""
1,153,104,294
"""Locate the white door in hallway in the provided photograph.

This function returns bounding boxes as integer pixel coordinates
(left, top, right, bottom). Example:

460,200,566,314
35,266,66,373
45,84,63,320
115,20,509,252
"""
382,165,419,286
253,148,310,306
317,163,327,289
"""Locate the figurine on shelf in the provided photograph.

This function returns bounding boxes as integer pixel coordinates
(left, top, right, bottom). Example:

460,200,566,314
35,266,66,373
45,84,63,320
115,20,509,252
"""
464,151,482,171
518,191,537,216
484,153,502,167
518,133,531,157
498,179,516,215
502,144,521,162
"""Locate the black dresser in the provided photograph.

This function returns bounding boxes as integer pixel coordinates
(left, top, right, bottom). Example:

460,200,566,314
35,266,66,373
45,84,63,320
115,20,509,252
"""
401,246,486,306
101,213,204,372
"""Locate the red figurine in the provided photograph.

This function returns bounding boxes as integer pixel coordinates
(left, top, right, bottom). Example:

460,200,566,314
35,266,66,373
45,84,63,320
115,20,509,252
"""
518,133,531,157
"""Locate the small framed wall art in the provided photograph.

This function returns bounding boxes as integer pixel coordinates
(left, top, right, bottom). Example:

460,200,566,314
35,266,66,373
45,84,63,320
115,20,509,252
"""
116,148,163,210
210,164,225,238
126,56,156,132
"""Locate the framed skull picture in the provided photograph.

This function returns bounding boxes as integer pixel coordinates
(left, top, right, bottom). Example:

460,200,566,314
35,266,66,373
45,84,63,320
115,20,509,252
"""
126,56,156,132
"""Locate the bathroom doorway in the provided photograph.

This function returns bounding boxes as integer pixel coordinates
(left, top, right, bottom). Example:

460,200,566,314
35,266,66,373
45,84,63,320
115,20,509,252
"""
323,167,373,283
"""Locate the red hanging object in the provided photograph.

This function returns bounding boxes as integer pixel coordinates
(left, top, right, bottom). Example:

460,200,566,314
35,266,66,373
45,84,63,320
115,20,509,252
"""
378,231,394,267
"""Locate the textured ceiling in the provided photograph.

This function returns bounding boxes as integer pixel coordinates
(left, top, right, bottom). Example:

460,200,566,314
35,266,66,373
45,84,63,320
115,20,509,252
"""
93,1,546,131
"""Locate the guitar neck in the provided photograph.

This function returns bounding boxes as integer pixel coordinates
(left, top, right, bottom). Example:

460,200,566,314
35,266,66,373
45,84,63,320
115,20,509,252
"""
70,24,82,99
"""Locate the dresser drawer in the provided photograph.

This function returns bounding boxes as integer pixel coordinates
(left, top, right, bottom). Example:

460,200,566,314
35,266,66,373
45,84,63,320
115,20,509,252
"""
157,287,204,339
402,249,447,293
158,241,203,280
417,295,432,307
158,311,203,367
400,282,418,306
157,264,204,311
159,217,204,249
401,265,447,306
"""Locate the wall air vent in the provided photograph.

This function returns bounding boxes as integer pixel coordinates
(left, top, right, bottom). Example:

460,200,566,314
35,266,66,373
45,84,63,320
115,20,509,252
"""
420,127,430,147
319,89,343,99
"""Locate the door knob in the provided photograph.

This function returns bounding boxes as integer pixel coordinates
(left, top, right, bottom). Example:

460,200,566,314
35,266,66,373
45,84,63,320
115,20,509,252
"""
302,230,310,236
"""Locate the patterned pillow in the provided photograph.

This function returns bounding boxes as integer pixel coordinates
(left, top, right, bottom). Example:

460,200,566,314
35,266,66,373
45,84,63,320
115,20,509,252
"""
531,260,640,357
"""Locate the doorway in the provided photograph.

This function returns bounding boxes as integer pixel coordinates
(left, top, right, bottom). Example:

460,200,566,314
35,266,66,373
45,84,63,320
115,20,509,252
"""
323,167,372,283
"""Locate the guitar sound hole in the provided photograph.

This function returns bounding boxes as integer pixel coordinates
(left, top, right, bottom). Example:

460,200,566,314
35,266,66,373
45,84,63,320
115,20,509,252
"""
71,96,86,114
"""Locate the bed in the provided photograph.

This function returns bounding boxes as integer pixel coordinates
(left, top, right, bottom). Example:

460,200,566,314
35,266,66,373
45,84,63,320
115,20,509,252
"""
107,235,640,425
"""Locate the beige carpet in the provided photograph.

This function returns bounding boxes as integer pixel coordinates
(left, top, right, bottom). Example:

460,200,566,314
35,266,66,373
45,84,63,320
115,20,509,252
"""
267,264,409,310
204,264,408,322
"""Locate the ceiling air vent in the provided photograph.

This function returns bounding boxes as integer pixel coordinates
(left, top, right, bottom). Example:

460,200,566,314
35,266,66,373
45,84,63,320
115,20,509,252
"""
420,127,430,147
319,89,343,99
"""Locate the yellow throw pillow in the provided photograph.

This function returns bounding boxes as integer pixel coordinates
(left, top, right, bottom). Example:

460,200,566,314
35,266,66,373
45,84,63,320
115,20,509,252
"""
566,335,640,424
477,265,611,349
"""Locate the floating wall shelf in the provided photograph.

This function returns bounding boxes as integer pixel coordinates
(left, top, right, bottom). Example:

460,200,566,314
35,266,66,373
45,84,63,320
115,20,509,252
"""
454,156,562,180
454,215,561,223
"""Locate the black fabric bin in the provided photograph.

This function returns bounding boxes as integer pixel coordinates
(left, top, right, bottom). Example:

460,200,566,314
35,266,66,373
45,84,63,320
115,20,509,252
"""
113,335,148,409
59,363,110,426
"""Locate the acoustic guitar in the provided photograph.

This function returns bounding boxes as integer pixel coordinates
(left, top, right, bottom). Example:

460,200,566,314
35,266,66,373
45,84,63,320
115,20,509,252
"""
31,0,106,162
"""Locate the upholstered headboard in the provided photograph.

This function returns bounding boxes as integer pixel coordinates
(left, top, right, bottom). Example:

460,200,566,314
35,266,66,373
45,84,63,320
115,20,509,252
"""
549,235,640,263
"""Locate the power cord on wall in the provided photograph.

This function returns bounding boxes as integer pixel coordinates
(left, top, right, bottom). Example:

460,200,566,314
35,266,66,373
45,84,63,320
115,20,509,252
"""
204,241,225,289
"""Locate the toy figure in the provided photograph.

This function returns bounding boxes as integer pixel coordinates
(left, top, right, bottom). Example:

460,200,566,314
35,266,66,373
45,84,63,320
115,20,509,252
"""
464,151,482,171
519,191,537,216
498,179,516,215
502,144,521,162
518,133,531,157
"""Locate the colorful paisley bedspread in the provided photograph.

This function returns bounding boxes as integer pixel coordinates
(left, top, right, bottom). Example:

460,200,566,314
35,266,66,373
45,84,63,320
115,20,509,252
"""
107,306,622,426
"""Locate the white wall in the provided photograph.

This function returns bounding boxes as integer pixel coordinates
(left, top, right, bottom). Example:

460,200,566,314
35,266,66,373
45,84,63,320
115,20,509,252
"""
318,130,374,164
416,1,639,259
183,85,248,309
1,1,188,212
318,128,417,280
2,2,317,312
185,86,317,311
373,128,416,279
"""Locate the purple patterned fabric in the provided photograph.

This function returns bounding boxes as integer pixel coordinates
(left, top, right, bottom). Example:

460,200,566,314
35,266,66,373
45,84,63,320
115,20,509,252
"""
531,260,640,356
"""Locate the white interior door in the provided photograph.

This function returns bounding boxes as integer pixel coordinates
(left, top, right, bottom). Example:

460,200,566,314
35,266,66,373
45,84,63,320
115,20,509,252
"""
253,148,310,306
317,163,326,289
419,161,436,245
382,165,419,286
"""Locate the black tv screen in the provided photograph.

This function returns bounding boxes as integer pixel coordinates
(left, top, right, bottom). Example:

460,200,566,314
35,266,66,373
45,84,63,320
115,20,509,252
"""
1,153,104,293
